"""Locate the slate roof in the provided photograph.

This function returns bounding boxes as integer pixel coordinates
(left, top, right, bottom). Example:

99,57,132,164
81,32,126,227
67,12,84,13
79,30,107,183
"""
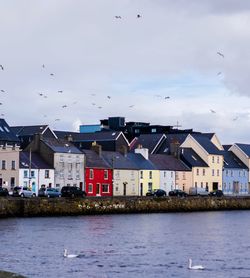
191,134,222,155
54,130,125,142
20,151,53,169
201,133,215,139
234,143,250,157
222,146,248,169
102,151,139,170
180,148,208,168
82,149,111,169
130,134,165,153
10,125,49,136
149,154,191,171
156,133,189,154
127,153,156,170
42,138,82,154
0,119,20,143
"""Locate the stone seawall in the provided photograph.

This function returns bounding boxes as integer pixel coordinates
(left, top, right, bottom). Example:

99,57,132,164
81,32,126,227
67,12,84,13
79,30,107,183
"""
1,196,250,218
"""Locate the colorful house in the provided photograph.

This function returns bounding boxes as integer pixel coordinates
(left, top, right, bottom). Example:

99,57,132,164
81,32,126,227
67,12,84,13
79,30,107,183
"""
83,148,112,197
222,145,249,195
19,151,54,195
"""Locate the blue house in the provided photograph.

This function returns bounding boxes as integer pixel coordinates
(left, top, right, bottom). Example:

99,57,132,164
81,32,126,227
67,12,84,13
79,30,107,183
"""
222,145,249,195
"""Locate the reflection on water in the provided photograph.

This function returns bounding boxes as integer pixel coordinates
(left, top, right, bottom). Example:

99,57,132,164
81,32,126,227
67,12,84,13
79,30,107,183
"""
0,211,250,277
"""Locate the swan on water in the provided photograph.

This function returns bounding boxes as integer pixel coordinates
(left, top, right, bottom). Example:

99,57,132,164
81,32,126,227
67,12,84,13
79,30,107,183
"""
64,249,79,258
188,258,205,270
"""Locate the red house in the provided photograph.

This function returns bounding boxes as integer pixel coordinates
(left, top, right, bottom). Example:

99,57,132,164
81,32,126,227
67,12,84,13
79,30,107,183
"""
83,149,113,197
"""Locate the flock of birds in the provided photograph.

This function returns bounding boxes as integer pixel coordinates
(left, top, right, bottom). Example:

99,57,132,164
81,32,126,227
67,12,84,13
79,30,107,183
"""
63,249,205,270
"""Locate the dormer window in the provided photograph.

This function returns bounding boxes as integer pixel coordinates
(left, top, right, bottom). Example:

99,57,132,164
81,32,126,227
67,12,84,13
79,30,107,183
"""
151,128,156,133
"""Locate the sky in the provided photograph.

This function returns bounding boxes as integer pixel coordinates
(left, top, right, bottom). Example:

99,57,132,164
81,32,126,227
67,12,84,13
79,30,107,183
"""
0,0,250,144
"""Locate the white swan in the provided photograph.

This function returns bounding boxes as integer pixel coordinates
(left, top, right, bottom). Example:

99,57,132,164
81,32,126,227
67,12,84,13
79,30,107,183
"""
188,258,205,270
64,249,79,258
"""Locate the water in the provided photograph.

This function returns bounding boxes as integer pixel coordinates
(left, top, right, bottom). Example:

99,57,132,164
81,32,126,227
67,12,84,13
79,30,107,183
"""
0,211,250,278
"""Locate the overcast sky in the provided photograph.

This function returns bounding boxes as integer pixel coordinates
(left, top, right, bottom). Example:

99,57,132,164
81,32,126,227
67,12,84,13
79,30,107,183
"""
0,0,250,144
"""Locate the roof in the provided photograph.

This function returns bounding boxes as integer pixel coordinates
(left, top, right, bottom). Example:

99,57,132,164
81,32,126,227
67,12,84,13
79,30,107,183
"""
201,133,215,140
222,148,248,169
149,154,191,171
20,151,53,169
54,130,128,143
0,119,20,143
82,149,111,169
191,134,222,155
10,125,49,136
180,148,208,168
127,153,156,170
130,134,165,153
156,133,189,154
42,138,83,154
234,143,250,157
102,151,139,170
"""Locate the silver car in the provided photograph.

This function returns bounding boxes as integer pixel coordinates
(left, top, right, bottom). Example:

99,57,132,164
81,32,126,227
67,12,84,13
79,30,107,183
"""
13,186,36,198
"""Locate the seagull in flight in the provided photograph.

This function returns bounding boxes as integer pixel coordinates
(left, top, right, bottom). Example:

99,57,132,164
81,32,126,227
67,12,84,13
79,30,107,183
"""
129,105,134,108
92,103,96,106
210,109,216,113
217,52,224,58
38,93,43,96
1,90,5,93
137,14,142,18
50,73,54,76
42,64,45,68
0,65,3,70
217,72,222,76
58,90,63,93
165,96,170,99
107,96,111,99
0,103,3,105
98,106,102,109
90,93,96,96
62,105,67,108
115,16,122,19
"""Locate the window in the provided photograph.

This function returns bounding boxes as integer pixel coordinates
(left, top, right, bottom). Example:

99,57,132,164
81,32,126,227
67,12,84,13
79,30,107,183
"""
149,171,152,179
217,169,219,176
239,171,241,177
203,169,205,176
176,172,179,180
88,184,93,193
183,172,186,180
11,161,15,170
24,170,28,178
45,170,50,179
104,170,108,180
217,156,220,163
231,170,233,177
226,170,228,176
196,169,199,176
195,182,197,188
31,171,35,178
151,128,156,133
148,182,152,191
164,171,166,178
171,172,173,178
102,184,109,193
212,169,215,176
212,156,215,163
68,163,73,171
2,160,6,170
10,177,15,188
89,169,94,179
201,182,203,188
135,129,140,134
140,171,143,179
76,162,80,171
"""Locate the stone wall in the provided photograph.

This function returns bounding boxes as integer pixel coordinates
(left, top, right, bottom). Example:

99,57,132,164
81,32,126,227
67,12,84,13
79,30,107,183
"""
1,196,250,218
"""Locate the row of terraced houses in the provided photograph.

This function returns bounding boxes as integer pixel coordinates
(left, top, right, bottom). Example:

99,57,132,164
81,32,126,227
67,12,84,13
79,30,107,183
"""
0,116,249,196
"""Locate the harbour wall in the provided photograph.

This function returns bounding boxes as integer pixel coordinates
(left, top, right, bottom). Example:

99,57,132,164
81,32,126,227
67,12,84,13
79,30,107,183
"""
1,196,250,218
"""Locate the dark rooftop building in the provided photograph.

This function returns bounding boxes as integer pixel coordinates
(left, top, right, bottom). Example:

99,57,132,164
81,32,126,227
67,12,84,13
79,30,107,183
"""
222,145,248,169
0,119,20,145
19,151,53,169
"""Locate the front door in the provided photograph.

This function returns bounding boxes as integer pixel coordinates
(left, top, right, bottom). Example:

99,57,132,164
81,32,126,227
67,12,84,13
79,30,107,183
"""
96,183,101,195
212,182,218,191
0,178,2,187
140,183,143,196
123,183,127,196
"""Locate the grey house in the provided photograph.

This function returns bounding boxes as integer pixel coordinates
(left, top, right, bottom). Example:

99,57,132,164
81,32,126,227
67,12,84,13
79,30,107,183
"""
25,134,85,190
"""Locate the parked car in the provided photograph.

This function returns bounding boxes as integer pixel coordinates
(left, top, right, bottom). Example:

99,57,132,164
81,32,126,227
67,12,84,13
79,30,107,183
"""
146,189,167,197
209,190,224,197
12,186,36,198
168,189,188,197
38,187,61,198
189,187,209,196
0,187,9,197
61,186,86,198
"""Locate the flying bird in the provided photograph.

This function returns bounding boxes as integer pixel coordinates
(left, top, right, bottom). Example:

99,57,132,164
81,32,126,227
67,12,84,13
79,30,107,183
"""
98,106,102,109
210,109,216,113
0,103,3,105
217,72,222,76
92,103,96,106
43,95,48,98
42,64,45,68
165,96,170,99
50,73,54,76
58,90,63,93
62,105,67,108
1,90,5,93
137,14,141,18
107,96,111,99
0,65,4,70
217,52,224,58
38,93,43,96
129,105,134,108
115,16,122,19
55,118,60,121
90,93,96,96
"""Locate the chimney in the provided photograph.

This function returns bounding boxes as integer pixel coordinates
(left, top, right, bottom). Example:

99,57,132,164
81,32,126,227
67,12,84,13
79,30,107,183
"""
33,133,42,152
170,139,180,159
91,141,102,157
119,145,128,157
134,146,149,160
65,134,73,142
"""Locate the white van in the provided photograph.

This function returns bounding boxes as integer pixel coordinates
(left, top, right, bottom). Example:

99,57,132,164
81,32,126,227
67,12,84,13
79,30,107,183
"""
189,187,209,196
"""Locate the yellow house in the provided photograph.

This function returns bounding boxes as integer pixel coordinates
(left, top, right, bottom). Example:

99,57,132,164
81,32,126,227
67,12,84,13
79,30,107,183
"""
180,134,224,191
